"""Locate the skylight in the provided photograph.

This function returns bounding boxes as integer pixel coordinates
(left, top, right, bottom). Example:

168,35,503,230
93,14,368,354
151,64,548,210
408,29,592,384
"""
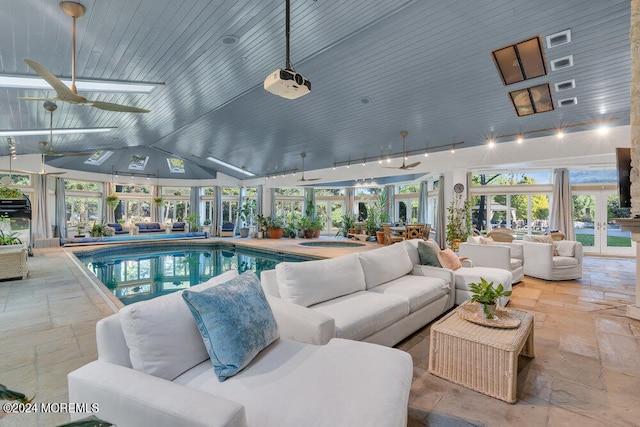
167,158,185,173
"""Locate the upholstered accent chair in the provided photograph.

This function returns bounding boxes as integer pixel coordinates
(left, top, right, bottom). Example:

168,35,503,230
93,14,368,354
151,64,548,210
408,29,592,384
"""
220,222,235,237
521,236,583,280
458,236,524,284
0,244,28,280
106,223,132,236
169,222,189,233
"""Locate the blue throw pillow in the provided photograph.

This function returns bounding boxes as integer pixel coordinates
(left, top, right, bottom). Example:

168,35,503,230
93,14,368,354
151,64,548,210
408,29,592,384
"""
182,271,279,381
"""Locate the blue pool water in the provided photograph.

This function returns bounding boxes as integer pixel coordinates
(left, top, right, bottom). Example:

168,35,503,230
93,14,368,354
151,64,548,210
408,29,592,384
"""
75,243,314,305
298,241,365,247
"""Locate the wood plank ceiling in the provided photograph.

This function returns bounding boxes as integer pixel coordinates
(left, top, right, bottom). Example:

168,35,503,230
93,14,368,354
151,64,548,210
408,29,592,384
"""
0,0,632,178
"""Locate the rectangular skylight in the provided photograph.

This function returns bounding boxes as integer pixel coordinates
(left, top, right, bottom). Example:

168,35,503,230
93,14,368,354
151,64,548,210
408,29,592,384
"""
0,128,114,137
207,157,255,176
0,75,158,93
167,158,185,173
84,150,114,166
128,155,149,171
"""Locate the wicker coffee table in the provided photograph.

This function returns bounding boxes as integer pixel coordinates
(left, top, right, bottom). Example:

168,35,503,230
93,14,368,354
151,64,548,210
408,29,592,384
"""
428,307,534,403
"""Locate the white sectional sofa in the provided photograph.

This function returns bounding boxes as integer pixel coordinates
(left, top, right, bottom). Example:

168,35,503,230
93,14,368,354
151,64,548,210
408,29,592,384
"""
67,270,413,427
261,241,455,347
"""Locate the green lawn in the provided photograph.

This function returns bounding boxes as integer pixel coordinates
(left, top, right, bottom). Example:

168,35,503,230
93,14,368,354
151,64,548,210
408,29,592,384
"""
575,234,631,247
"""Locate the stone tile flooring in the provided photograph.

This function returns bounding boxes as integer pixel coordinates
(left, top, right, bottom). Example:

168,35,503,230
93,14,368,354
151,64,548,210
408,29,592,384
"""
0,242,638,426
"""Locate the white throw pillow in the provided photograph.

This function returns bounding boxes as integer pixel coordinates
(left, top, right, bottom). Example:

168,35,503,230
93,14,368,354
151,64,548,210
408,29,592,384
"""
358,243,413,289
119,269,239,380
555,240,576,257
276,254,366,307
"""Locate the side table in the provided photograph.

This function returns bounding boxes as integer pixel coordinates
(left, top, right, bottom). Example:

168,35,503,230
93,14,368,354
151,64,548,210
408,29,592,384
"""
428,307,534,403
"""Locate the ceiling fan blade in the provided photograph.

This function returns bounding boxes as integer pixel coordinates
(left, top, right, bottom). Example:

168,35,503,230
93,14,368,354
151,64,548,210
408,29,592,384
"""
22,59,85,103
400,161,421,170
89,100,150,113
298,177,322,182
17,96,58,101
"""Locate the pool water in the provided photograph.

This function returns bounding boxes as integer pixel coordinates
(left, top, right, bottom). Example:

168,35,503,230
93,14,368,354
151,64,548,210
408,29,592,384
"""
75,243,313,305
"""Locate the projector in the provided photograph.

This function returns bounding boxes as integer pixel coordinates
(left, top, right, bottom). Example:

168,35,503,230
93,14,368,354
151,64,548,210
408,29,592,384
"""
264,68,311,99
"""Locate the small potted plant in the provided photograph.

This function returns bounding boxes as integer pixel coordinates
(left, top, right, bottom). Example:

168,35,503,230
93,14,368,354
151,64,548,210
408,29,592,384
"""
75,222,87,237
266,216,283,239
0,186,22,199
469,278,512,319
338,211,356,237
256,214,269,238
89,222,109,237
202,219,212,235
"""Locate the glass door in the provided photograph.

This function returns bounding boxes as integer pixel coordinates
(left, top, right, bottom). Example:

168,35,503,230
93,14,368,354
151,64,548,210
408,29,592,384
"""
572,191,633,255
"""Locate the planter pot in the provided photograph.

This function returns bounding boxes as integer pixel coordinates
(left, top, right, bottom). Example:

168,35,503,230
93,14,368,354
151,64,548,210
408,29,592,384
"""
269,228,283,239
477,303,497,320
304,229,314,239
313,230,321,238
256,231,264,239
451,238,461,250
348,228,355,235
239,227,250,238
376,231,385,244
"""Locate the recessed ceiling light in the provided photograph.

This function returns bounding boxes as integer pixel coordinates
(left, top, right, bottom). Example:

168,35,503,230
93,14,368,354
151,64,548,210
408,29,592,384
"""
546,29,572,49
221,35,239,45
0,75,158,93
0,127,114,137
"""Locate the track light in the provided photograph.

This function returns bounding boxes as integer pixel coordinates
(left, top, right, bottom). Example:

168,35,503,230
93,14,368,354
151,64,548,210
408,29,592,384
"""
378,157,382,164
597,125,609,135
362,160,366,166
557,129,564,139
333,163,336,170
488,138,495,147
424,150,429,157
386,156,391,163
450,145,456,153
347,161,350,168
517,135,523,144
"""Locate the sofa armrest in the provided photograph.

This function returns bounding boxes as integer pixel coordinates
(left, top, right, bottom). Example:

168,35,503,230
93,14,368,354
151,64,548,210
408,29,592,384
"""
68,361,247,427
521,241,553,274
266,295,335,345
131,225,139,235
105,225,116,236
412,265,455,308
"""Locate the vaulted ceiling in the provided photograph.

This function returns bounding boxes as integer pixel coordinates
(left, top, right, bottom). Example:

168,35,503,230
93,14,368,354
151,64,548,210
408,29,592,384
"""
0,0,632,179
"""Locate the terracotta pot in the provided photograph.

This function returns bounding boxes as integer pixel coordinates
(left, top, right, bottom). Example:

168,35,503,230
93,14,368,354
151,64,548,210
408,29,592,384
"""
304,229,314,239
376,231,385,244
313,230,321,238
349,228,355,235
269,228,283,239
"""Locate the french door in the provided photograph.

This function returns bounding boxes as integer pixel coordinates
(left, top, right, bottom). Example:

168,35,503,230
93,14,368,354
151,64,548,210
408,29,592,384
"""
572,191,633,256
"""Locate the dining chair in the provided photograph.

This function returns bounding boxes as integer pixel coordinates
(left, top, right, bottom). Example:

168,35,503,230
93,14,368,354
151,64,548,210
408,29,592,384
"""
405,223,425,240
382,223,404,245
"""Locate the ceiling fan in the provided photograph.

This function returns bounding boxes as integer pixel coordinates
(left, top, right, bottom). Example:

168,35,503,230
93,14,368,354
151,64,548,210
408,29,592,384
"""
384,131,421,170
37,101,95,157
19,2,150,113
298,153,321,182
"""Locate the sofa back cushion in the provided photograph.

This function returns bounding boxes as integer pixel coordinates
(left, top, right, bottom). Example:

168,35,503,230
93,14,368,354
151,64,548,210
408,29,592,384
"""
358,243,413,289
276,254,366,307
136,222,147,230
148,222,160,230
172,221,185,229
119,269,239,381
524,235,559,255
555,240,576,257
107,223,122,231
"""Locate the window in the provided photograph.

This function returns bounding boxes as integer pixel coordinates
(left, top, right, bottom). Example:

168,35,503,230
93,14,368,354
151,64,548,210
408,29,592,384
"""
274,187,303,219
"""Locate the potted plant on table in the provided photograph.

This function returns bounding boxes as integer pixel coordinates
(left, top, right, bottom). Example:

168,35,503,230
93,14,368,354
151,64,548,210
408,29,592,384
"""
469,277,512,320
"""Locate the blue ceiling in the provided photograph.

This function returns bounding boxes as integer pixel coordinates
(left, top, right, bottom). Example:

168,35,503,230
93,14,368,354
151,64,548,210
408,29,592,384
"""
0,0,632,179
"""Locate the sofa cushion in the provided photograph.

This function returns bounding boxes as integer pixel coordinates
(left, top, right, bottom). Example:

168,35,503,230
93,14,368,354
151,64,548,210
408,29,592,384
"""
510,258,523,270
148,222,160,230
173,338,412,427
453,267,512,292
367,275,449,313
553,256,580,267
358,243,413,289
107,223,122,232
182,271,279,382
311,291,409,341
555,240,576,257
172,222,186,230
437,248,462,270
276,254,366,307
119,269,239,381
417,240,441,267
136,222,147,230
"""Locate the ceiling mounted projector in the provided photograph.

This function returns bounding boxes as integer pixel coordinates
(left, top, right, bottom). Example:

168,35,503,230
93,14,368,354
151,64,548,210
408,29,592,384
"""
264,0,310,100
264,68,310,99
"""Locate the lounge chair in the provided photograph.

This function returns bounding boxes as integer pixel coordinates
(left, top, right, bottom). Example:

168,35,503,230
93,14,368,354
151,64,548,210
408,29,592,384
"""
220,221,235,237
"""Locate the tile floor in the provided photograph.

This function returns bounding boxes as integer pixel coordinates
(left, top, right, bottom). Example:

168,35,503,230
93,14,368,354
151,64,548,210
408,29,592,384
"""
0,240,638,427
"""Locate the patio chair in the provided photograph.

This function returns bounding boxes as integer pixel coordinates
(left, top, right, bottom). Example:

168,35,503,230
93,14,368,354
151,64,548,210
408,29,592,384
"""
220,222,235,237
169,222,189,233
382,223,404,245
487,228,516,242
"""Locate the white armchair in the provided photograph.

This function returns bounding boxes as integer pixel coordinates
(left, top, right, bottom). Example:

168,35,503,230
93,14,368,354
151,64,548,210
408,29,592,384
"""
459,236,524,284
521,236,583,280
